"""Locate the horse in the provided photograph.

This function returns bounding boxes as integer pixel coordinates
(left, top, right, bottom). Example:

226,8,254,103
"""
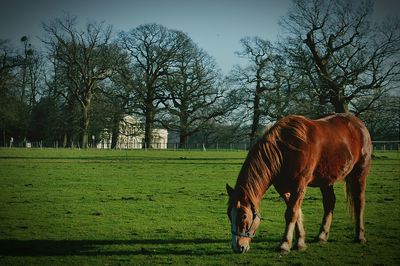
226,113,372,253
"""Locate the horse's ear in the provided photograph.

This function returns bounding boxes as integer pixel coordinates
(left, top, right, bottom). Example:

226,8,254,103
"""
226,184,234,197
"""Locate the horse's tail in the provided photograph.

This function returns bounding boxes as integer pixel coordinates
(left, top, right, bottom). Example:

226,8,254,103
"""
345,156,371,220
345,115,372,221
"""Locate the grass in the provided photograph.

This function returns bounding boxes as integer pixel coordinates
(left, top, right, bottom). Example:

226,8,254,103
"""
0,148,399,265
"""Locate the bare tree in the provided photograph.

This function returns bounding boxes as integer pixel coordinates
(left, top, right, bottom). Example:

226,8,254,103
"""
19,37,45,109
161,32,226,148
19,36,31,104
359,94,400,140
282,0,400,113
0,39,23,145
259,54,300,120
119,23,183,148
42,15,116,148
100,60,134,149
0,39,21,89
230,37,275,143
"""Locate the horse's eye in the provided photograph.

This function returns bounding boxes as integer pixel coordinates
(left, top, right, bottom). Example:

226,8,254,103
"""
242,214,247,220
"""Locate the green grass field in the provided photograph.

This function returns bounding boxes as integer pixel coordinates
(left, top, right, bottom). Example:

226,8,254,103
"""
0,148,399,265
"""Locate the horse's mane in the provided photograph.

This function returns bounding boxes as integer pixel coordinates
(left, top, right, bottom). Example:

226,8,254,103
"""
233,115,309,208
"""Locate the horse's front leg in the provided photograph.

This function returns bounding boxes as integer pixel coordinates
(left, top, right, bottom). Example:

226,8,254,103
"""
295,208,307,251
280,189,306,253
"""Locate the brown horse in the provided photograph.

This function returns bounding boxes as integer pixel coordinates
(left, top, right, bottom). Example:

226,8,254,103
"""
226,113,372,253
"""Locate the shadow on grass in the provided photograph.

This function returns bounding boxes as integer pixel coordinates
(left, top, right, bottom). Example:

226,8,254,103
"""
0,238,234,257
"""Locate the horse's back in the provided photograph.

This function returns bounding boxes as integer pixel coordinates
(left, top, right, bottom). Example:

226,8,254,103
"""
309,114,372,186
274,114,371,187
315,113,371,158
275,113,371,157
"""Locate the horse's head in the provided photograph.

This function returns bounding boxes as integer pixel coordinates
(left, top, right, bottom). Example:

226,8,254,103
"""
226,184,261,253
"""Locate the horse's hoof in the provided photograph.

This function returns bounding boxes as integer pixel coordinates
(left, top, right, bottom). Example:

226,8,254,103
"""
354,238,367,244
279,248,290,254
278,242,291,253
316,232,329,243
297,243,308,251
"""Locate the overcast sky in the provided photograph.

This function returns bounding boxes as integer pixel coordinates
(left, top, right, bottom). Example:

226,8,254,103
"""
1,0,399,74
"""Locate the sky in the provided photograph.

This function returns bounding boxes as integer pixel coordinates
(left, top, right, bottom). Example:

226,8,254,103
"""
0,0,399,74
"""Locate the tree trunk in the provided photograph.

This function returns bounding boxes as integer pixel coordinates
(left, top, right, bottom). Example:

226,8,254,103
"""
63,130,73,148
63,131,67,148
332,101,349,113
250,86,262,145
111,114,120,149
3,129,5,147
179,133,189,149
179,113,189,148
331,89,350,113
111,131,118,149
144,109,153,149
81,104,90,148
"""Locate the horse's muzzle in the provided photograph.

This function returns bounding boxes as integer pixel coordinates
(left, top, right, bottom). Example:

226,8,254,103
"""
232,243,250,253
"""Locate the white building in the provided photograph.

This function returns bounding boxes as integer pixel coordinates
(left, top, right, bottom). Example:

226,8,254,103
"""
97,115,168,149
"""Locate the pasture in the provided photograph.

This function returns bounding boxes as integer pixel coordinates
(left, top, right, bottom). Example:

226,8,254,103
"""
0,148,399,265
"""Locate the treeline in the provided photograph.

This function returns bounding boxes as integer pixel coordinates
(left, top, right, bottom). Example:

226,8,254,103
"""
1,0,399,148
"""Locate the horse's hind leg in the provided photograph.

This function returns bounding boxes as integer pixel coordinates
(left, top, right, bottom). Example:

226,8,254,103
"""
317,185,336,243
346,165,369,243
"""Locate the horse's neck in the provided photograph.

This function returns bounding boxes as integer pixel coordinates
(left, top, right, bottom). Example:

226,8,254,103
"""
236,156,273,208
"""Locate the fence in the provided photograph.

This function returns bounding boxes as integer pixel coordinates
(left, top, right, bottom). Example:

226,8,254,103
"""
5,141,400,152
2,140,399,152
371,141,400,152
158,141,400,152
93,141,250,151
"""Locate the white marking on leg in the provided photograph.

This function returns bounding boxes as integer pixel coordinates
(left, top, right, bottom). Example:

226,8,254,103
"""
286,222,296,245
319,212,333,242
296,209,307,250
280,222,295,252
